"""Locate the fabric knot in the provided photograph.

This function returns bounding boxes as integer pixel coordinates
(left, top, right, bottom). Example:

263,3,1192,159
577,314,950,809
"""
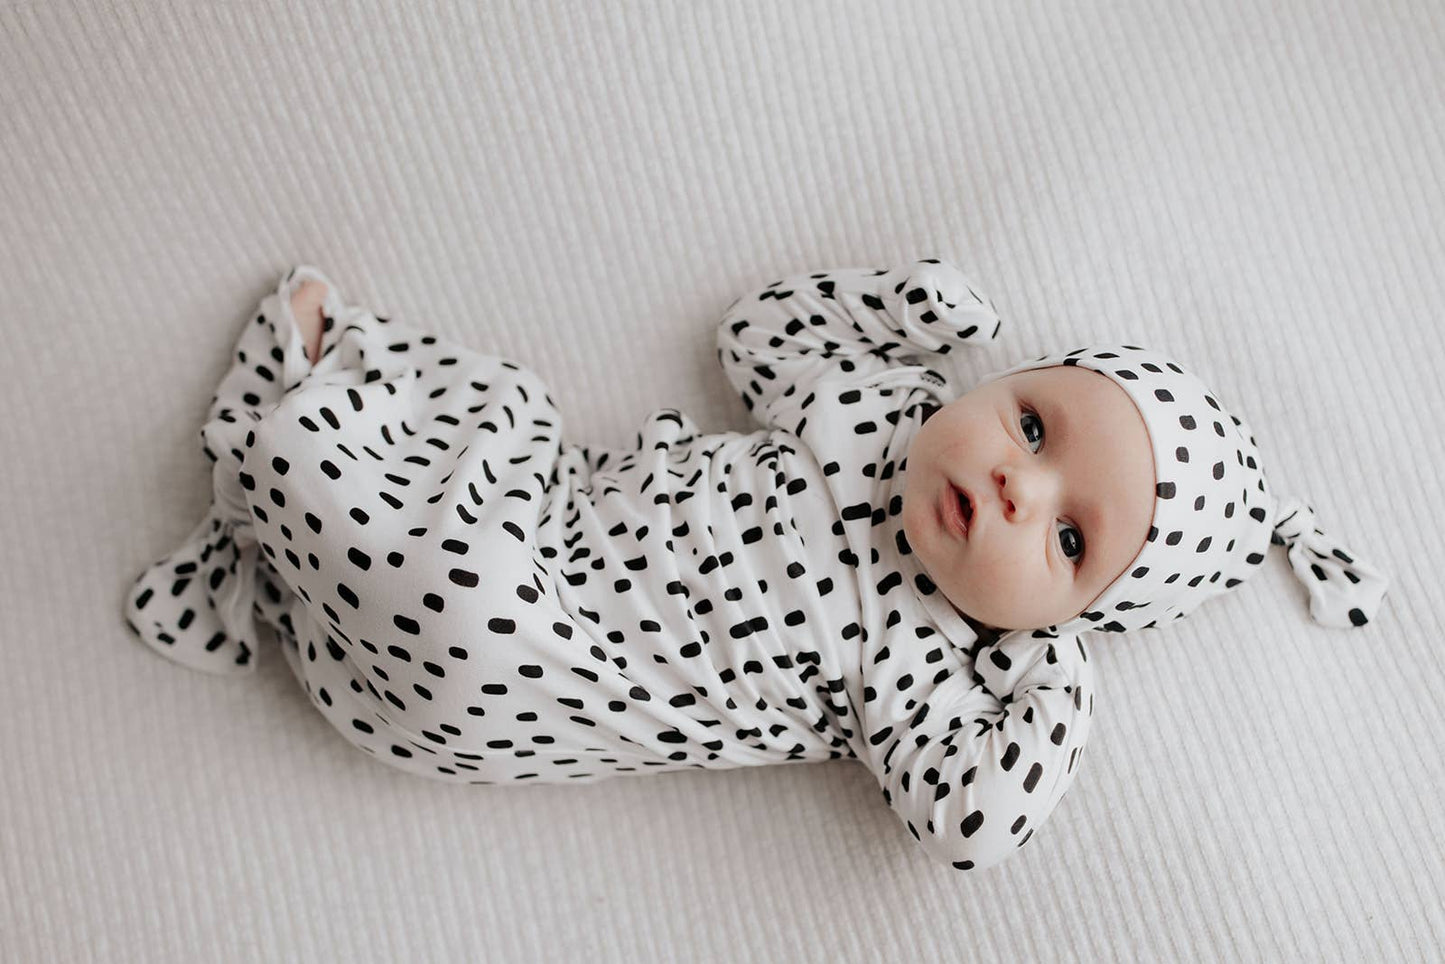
123,403,273,674
124,509,262,674
124,264,344,675
1271,497,1318,547
1269,494,1389,629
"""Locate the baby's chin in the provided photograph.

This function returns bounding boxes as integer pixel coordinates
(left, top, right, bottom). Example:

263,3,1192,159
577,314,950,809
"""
954,607,1004,637
940,584,1074,635
924,574,1010,634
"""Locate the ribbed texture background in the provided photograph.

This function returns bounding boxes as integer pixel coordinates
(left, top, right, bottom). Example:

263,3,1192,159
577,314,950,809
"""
2,1,1440,960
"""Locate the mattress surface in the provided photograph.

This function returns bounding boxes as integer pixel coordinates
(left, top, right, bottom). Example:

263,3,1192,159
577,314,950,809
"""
1,1,1439,961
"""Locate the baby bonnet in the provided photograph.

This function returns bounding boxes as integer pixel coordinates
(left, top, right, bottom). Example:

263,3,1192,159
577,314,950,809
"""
970,344,1388,637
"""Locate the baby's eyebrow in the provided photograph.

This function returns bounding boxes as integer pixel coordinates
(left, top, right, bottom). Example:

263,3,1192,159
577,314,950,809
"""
1042,393,1070,439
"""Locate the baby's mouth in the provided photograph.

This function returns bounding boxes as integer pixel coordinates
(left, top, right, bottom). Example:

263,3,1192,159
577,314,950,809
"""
948,484,973,536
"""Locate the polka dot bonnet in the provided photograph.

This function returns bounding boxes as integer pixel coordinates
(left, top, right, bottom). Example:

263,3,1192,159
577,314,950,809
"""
971,344,1389,637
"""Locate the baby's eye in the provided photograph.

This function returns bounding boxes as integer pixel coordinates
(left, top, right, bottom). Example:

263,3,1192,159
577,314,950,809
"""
1020,410,1043,452
1057,520,1085,564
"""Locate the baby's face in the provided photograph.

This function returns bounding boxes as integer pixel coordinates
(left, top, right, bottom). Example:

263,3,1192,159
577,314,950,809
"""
901,365,1156,631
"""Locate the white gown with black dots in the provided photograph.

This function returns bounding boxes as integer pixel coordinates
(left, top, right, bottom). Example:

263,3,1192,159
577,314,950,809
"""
125,259,1096,871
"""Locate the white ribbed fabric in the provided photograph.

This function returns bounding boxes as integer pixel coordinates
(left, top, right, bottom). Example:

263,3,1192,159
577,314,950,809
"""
1,1,1440,961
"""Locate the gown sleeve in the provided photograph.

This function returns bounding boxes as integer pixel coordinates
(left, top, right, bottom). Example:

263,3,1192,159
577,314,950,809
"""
714,258,1002,434
863,629,1097,871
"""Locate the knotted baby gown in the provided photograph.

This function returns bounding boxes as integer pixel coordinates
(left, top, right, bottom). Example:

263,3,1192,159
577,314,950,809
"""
125,259,1095,872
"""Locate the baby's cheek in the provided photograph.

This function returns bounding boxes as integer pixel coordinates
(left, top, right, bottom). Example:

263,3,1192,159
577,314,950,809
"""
959,565,1058,629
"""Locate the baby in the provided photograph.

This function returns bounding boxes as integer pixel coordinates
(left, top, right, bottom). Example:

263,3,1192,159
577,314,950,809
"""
125,259,1387,872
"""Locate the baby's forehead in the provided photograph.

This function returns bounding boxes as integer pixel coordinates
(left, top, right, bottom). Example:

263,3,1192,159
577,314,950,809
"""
989,364,1155,459
993,363,1116,398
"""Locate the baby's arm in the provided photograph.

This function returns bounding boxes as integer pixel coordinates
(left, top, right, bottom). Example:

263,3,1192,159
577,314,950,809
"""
715,258,1000,432
863,633,1095,871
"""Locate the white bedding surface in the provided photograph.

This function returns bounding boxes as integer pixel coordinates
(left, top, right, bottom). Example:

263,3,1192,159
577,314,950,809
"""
2,1,1440,960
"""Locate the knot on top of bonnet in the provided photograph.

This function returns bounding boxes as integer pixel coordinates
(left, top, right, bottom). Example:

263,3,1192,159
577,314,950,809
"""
1268,494,1388,628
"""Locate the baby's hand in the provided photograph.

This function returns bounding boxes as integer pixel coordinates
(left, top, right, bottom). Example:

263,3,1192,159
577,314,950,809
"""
904,259,995,320
888,258,1002,349
290,280,328,365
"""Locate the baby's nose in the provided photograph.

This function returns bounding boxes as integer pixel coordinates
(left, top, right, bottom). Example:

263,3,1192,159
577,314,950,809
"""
994,470,1018,516
996,467,1047,520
